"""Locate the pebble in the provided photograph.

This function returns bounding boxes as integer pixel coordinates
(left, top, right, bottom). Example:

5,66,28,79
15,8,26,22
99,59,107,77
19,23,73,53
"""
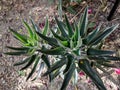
117,8,120,13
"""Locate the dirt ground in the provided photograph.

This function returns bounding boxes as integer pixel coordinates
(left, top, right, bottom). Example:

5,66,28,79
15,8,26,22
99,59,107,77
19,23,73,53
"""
0,0,120,90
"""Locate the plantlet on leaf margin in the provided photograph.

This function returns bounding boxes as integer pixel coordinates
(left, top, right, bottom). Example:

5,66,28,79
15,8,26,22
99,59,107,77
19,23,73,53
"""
5,6,120,90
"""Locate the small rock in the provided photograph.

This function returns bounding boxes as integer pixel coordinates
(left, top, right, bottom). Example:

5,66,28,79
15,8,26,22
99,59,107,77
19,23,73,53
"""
117,8,120,13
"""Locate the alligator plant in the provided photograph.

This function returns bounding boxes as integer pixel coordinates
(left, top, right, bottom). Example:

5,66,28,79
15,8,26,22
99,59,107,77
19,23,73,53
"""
5,7,120,90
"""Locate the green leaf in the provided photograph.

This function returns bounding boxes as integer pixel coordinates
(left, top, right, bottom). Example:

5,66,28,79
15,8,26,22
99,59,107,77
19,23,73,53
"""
43,58,66,76
65,15,73,37
6,46,29,51
14,56,31,66
50,68,61,82
75,35,82,48
41,54,53,82
30,18,39,32
87,48,115,56
55,17,68,38
37,47,65,55
26,56,40,80
36,30,59,47
42,18,49,36
95,41,104,49
23,20,34,39
79,7,88,37
89,24,119,45
51,29,66,41
83,24,101,45
10,28,27,44
27,48,35,55
21,54,37,70
30,18,39,40
56,40,69,48
78,60,106,90
88,56,120,61
32,62,44,81
4,51,27,56
27,37,37,46
78,14,83,31
74,23,79,41
72,69,78,85
60,41,69,47
60,63,75,90
41,54,51,68
72,23,80,47
63,54,74,74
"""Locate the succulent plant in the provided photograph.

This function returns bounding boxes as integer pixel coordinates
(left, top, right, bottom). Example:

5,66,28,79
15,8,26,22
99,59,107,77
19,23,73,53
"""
5,7,120,90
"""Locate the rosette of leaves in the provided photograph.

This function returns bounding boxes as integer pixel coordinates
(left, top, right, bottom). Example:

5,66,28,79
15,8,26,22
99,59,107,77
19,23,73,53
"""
35,7,120,90
5,7,120,90
5,19,49,80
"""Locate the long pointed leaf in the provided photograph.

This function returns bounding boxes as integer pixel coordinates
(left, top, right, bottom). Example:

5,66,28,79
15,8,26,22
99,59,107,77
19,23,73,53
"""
72,23,79,47
60,64,75,90
87,48,115,55
74,23,79,41
26,56,40,80
89,24,119,45
30,18,39,40
78,14,83,31
41,54,53,82
30,18,40,32
10,28,28,44
79,7,88,37
43,58,66,76
55,17,68,38
63,54,74,74
88,56,120,61
42,18,49,35
6,46,29,51
23,20,34,38
41,54,51,68
51,29,66,41
65,15,73,37
50,68,61,82
78,60,106,90
14,56,31,66
75,35,82,48
21,54,37,70
36,30,59,46
83,25,101,45
31,62,44,81
37,47,65,55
